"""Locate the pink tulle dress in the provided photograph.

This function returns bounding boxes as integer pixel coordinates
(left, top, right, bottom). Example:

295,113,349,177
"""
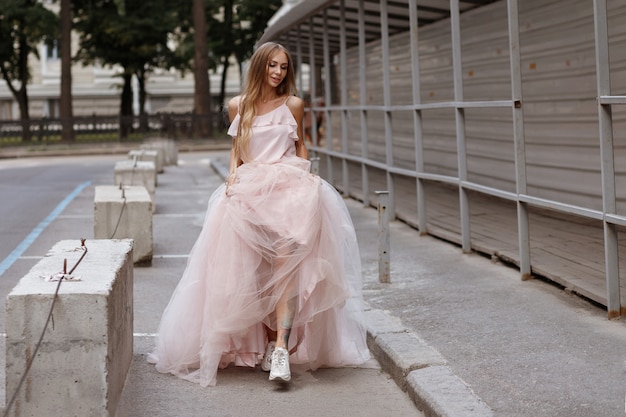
148,98,370,387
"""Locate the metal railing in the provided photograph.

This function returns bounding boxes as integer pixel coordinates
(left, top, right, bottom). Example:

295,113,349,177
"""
272,0,626,318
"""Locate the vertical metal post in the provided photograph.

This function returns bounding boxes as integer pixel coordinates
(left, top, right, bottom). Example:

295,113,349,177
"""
358,0,370,207
340,0,350,195
593,0,620,318
323,10,334,184
296,27,303,94
376,191,391,283
507,0,531,280
309,17,319,148
294,28,305,145
310,156,320,175
409,0,426,235
380,0,395,218
450,0,471,253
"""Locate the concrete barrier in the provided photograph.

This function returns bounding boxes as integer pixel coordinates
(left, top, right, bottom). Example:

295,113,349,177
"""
5,239,134,417
94,185,153,265
139,144,165,171
128,149,162,173
143,138,177,166
113,160,156,208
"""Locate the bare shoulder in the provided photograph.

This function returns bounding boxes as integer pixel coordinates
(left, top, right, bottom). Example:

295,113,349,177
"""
285,96,304,121
285,95,304,112
228,96,241,121
228,95,241,112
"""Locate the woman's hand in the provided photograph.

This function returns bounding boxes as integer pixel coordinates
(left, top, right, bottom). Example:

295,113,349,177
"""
225,173,236,196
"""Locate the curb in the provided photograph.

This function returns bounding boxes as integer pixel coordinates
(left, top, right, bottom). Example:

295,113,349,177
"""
364,308,493,417
210,157,231,179
0,139,231,160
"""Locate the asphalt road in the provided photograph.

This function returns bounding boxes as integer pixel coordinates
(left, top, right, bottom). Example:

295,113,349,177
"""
0,156,102,264
0,155,123,322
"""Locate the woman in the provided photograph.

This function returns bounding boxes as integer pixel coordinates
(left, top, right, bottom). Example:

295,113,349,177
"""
149,42,369,387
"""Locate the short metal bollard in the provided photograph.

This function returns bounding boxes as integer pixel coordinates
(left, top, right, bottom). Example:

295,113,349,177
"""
310,156,320,175
376,190,390,283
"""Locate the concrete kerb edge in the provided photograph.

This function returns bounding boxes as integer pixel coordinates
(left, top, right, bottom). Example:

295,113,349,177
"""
0,140,231,160
364,306,494,417
210,157,230,179
406,366,494,417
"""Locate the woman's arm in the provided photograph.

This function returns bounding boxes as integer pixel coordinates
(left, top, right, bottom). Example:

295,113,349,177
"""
226,96,242,187
286,96,308,160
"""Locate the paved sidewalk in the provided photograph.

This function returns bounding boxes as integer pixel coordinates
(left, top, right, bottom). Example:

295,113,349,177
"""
348,193,626,417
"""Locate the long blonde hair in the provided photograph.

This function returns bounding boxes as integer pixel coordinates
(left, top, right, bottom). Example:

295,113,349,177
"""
235,42,297,161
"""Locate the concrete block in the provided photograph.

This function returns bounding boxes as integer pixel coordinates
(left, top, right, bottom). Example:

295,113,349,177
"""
364,308,408,338
144,138,177,165
406,366,494,417
368,331,447,391
94,185,152,265
5,239,134,417
140,143,165,171
114,160,156,209
128,149,162,173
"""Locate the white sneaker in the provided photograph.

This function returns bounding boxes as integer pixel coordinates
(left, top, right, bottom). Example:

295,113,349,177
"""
268,347,291,382
261,341,275,372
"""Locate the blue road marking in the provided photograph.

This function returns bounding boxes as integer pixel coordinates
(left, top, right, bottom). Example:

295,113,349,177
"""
0,181,91,277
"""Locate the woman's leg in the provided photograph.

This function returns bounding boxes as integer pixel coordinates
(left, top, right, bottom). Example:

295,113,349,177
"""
268,249,296,381
274,244,296,349
275,292,296,349
265,325,277,343
273,249,296,349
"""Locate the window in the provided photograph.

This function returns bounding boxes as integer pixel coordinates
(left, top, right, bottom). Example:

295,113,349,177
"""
46,39,59,60
0,101,13,120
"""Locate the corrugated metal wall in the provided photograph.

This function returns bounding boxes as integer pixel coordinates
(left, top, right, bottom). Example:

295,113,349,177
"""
263,0,626,317
336,0,625,214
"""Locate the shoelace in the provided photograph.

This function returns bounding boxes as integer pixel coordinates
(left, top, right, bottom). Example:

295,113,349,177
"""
265,343,275,362
274,350,287,367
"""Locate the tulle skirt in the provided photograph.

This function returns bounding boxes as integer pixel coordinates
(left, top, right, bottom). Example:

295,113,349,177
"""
148,156,370,387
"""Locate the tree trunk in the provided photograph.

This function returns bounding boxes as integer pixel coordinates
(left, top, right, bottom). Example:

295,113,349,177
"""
219,0,233,116
119,72,133,139
219,57,229,129
17,33,31,142
192,0,212,138
0,65,29,142
17,86,30,143
137,68,148,132
60,0,74,142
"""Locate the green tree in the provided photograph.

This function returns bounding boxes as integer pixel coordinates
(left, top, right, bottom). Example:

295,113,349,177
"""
74,0,177,137
166,0,281,131
209,0,282,113
0,0,58,142
192,0,212,138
